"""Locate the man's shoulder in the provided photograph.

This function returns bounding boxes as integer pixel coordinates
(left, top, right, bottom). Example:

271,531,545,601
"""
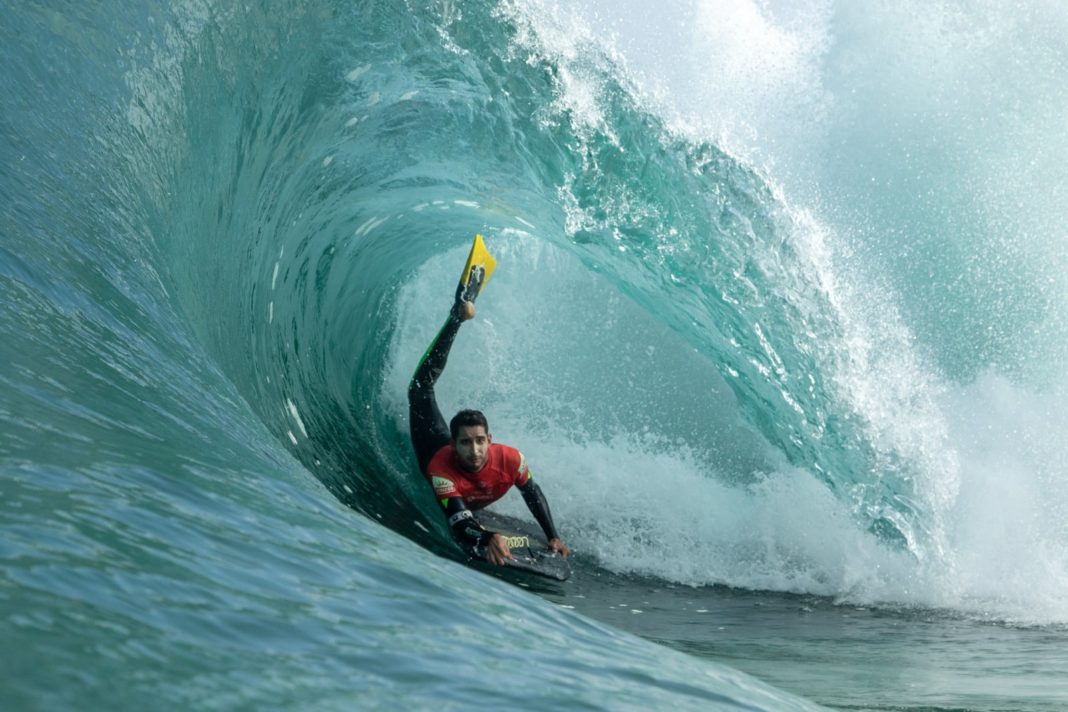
426,449,461,497
426,446,460,480
489,443,529,482
427,444,455,469
489,442,521,458
490,442,523,468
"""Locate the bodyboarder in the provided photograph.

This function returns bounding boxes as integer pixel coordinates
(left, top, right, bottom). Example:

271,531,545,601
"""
407,252,570,567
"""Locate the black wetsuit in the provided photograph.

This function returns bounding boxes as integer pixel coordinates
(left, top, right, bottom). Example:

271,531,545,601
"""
407,313,561,551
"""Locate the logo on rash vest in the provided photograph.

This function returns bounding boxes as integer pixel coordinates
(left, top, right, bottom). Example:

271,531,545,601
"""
431,476,454,496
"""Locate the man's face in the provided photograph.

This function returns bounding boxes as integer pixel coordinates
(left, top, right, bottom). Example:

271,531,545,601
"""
453,424,491,472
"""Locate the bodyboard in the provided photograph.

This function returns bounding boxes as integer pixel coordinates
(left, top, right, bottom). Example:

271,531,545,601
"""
456,234,497,304
469,509,572,581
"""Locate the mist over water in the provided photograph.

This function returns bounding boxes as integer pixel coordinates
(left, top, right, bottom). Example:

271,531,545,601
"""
581,0,1068,373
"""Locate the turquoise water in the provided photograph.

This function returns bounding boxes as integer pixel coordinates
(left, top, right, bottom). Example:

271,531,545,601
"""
3,0,1068,709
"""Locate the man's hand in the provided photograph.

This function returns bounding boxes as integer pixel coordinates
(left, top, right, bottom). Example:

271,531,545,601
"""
548,538,571,557
485,533,513,565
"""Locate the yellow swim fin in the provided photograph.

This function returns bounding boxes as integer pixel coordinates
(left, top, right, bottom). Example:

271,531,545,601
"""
456,234,497,304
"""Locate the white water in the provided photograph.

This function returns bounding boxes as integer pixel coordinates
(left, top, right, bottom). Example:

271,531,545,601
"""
383,0,1068,626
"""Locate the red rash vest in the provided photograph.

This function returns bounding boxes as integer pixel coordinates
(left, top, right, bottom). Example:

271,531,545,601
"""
425,442,530,509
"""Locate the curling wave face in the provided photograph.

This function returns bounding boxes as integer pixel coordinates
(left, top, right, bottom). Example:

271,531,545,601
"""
156,0,949,559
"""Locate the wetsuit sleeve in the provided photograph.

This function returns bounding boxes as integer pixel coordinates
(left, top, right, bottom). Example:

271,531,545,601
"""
518,474,560,542
408,315,464,475
440,496,496,548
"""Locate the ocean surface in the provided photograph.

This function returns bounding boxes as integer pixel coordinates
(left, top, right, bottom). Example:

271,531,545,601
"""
3,0,1068,709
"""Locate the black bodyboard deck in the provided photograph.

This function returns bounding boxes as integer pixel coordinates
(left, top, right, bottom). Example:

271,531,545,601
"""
467,509,572,581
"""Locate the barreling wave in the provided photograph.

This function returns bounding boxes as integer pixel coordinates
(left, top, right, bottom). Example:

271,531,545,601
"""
6,0,1068,653
145,0,952,568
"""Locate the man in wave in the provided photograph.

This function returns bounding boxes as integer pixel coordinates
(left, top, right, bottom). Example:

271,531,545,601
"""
408,288,570,566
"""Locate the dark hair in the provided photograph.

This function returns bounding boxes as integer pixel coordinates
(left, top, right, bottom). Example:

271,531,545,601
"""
450,409,489,440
